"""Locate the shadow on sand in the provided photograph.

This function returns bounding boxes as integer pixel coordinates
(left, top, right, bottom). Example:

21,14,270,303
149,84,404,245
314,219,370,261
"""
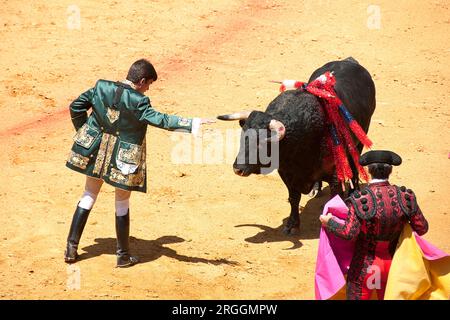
78,235,239,266
235,187,333,250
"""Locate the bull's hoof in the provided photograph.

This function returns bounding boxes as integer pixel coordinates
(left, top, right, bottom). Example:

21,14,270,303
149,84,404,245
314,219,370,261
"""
283,225,300,236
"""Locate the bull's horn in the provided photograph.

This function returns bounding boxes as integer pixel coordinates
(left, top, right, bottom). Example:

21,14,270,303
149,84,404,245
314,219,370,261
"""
217,111,251,121
267,119,286,142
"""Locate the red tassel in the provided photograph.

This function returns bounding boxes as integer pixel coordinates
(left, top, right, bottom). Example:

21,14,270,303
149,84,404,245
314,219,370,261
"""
294,81,305,89
349,121,372,148
331,142,344,183
306,87,331,99
285,71,373,187
358,163,370,182
335,143,353,181
348,144,369,182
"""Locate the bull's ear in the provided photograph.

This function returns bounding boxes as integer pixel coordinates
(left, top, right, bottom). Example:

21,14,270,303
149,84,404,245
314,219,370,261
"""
239,119,246,127
266,119,286,142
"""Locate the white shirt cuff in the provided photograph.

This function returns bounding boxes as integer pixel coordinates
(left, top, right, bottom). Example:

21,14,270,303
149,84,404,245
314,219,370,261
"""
191,117,201,136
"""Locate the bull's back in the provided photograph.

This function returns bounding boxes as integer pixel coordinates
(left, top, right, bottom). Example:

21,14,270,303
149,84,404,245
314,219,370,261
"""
308,58,376,132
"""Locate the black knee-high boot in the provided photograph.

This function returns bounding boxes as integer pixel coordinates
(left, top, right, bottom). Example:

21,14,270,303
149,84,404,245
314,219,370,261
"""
115,211,139,268
65,205,91,263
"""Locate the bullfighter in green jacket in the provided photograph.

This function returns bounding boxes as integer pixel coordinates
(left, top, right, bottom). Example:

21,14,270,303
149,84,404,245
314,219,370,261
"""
64,59,214,267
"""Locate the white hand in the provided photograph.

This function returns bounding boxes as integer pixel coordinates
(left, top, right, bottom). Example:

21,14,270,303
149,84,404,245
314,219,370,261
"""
319,213,333,226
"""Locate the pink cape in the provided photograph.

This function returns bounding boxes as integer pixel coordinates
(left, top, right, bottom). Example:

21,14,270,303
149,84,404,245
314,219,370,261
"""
314,195,449,300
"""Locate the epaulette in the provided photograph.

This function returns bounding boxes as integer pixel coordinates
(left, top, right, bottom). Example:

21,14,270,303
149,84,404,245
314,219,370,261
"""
396,185,418,217
346,187,377,220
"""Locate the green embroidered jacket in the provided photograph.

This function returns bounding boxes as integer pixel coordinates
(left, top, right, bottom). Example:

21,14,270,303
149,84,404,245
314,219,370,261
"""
66,79,195,192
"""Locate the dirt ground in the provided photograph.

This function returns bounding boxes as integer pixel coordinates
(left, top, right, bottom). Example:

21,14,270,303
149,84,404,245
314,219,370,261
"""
0,0,449,300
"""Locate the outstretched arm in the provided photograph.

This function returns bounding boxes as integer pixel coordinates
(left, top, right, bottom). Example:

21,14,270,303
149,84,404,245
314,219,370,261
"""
134,96,198,132
134,96,215,134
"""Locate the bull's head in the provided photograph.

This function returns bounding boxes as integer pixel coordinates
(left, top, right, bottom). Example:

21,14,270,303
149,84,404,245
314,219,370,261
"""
217,110,285,176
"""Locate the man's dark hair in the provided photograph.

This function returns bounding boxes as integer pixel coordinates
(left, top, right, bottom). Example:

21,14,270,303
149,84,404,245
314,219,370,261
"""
368,163,392,180
126,59,158,83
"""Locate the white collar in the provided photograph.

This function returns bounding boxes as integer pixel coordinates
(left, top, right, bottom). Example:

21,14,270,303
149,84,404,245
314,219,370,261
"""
369,178,389,184
122,79,137,90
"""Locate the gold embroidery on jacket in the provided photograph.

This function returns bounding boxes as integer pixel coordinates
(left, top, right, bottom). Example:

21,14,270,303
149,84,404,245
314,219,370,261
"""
74,124,99,148
117,142,142,164
141,139,146,166
106,107,120,124
109,140,146,187
101,134,117,177
93,133,109,175
109,168,128,184
139,139,146,185
109,168,145,187
67,151,89,170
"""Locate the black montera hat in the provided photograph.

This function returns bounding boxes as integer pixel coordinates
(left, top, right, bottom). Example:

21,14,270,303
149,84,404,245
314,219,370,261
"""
359,150,402,166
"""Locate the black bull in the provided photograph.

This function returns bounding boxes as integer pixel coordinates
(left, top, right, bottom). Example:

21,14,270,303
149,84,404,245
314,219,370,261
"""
218,57,376,234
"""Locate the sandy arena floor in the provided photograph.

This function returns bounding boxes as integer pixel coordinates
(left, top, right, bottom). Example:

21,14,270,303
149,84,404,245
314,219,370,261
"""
0,0,449,299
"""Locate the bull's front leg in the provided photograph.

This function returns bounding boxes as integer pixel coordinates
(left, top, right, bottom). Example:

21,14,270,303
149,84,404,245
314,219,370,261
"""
283,190,301,235
308,181,322,198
